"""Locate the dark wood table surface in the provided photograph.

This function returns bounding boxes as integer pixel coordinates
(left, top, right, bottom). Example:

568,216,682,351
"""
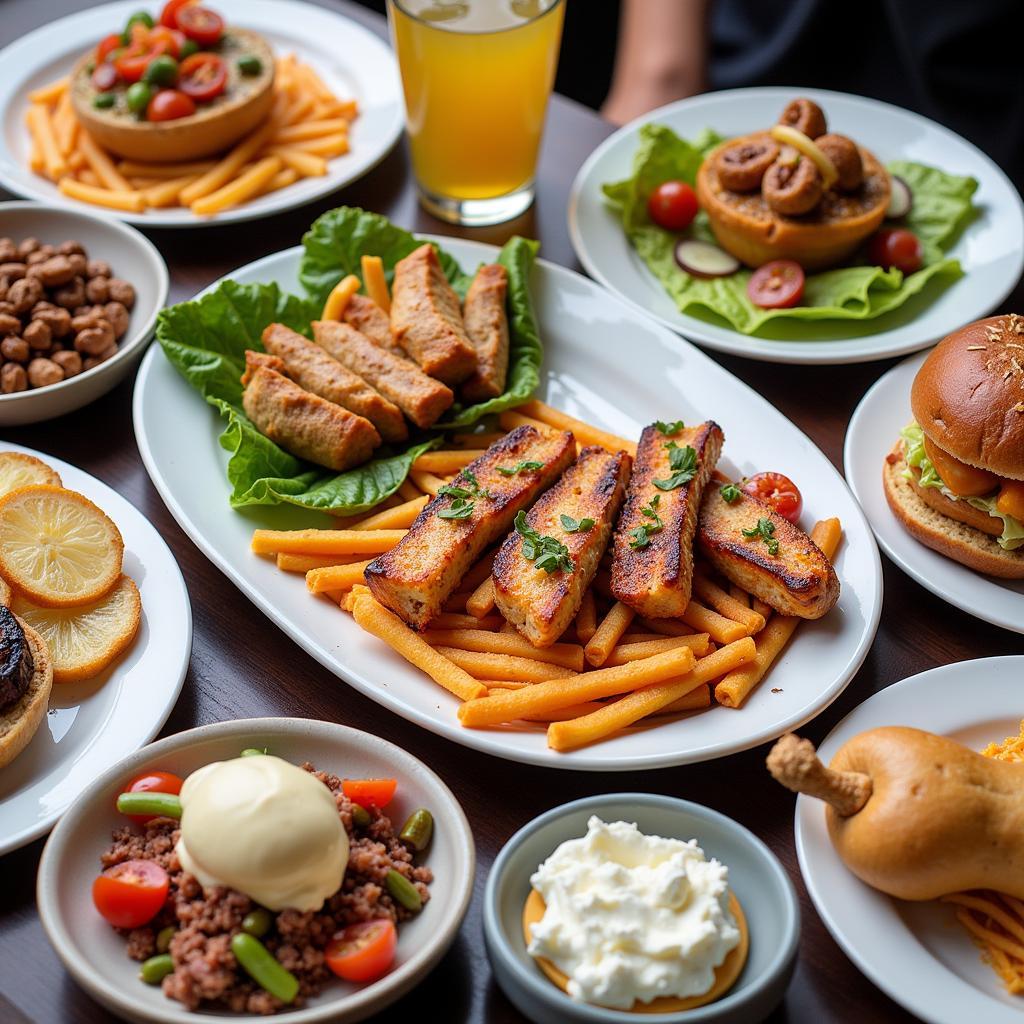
1,2,1021,1022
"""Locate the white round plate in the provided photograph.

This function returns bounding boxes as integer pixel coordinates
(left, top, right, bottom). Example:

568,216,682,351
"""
0,0,403,227
133,237,882,771
568,86,1024,365
844,350,1024,633
0,443,191,855
794,656,1024,1024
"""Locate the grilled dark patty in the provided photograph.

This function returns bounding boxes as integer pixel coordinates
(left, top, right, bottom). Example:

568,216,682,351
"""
0,607,34,711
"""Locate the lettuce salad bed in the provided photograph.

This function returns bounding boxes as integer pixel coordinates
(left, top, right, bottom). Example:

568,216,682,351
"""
603,124,979,335
157,207,541,513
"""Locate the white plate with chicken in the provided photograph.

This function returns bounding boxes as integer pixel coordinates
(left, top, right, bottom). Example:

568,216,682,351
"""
132,230,882,770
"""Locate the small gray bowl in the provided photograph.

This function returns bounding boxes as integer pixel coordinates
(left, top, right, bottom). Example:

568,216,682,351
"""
484,793,799,1024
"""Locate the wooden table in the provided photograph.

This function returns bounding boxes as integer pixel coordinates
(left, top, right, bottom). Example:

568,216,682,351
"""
1,3,1021,1021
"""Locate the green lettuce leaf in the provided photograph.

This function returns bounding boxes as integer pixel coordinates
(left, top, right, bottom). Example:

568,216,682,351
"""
602,124,978,336
900,423,1024,550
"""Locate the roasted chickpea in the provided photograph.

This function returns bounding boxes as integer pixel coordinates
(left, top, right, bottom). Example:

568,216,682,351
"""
74,320,115,355
53,276,86,309
16,237,40,259
23,319,52,352
51,350,83,377
6,277,43,315
71,310,103,333
26,249,48,266
57,240,86,257
104,301,130,339
85,277,110,304
32,305,72,338
0,313,20,336
26,357,63,388
0,302,15,317
36,255,76,287
1,361,27,392
107,279,135,308
87,259,112,279
0,239,17,263
1,336,29,362
0,262,27,281
83,343,118,370
67,253,88,278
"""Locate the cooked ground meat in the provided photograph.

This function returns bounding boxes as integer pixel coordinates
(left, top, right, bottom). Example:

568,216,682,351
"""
101,762,433,1015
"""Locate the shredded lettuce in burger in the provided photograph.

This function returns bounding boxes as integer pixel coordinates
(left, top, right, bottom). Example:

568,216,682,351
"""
900,423,1024,550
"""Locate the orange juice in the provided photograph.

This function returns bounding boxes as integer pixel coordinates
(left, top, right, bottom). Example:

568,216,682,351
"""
388,0,564,223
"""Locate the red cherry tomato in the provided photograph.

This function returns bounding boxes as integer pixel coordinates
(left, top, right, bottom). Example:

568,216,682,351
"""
177,6,224,47
326,920,397,983
147,89,197,121
647,180,699,232
342,778,396,808
149,25,186,58
179,53,227,102
92,860,169,929
115,39,174,83
91,63,119,92
741,472,804,524
747,259,805,309
96,33,124,64
160,0,195,28
121,770,184,825
868,228,922,274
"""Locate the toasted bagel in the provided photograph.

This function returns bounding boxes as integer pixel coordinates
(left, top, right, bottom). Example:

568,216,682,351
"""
0,620,54,769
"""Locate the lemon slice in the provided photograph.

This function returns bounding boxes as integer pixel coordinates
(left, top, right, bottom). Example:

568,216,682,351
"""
0,485,123,608
769,124,838,188
0,452,62,498
11,575,141,684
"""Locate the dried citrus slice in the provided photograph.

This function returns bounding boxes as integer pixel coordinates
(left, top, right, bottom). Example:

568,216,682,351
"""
0,452,62,498
0,485,123,608
11,575,141,684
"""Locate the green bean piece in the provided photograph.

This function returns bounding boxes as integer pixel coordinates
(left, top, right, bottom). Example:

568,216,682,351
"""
350,803,371,828
92,93,116,109
156,926,176,953
242,909,272,938
240,746,268,756
143,55,179,87
237,55,263,76
399,809,433,852
139,953,174,985
180,39,199,59
116,791,182,819
230,933,299,1004
126,81,152,116
122,10,155,41
385,869,422,912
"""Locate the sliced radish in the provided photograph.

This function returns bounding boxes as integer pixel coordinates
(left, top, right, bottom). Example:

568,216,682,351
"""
674,239,740,279
887,176,913,219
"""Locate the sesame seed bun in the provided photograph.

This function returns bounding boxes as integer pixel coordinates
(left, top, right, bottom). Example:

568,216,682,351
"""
910,314,1024,481
0,620,53,769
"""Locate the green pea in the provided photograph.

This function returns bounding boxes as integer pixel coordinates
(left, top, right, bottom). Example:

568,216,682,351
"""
350,803,371,828
399,808,433,852
241,909,272,938
240,747,267,757
92,93,116,110
237,55,263,76
122,10,155,41
180,39,199,59
385,868,422,912
156,926,176,953
139,953,174,985
143,55,179,87
116,791,182,818
126,81,152,116
230,933,298,1004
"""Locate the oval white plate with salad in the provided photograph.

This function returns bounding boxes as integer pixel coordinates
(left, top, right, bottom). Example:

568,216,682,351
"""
133,207,881,771
569,87,1024,365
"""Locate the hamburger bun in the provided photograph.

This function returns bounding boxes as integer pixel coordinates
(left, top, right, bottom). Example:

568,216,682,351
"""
911,314,1024,480
883,445,1024,578
0,618,53,768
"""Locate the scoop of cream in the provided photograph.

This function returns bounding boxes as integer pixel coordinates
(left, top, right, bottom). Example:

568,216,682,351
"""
528,816,740,1009
175,755,348,912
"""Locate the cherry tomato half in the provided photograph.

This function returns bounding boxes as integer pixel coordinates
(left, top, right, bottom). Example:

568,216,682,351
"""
868,228,922,274
115,38,173,83
160,0,195,28
741,472,803,524
121,770,184,825
96,33,124,64
147,89,197,121
179,53,227,102
326,920,397,983
342,778,396,808
747,259,805,309
92,860,169,929
150,25,186,58
177,6,224,47
91,62,119,92
647,180,699,232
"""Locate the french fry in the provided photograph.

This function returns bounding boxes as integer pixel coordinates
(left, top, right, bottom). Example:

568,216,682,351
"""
458,645,697,727
352,596,486,701
398,480,424,502
345,496,428,532
273,117,351,144
250,528,406,555
420,630,585,671
321,274,361,320
280,132,349,157
117,159,217,178
283,92,316,127
295,62,337,102
412,450,485,474
524,701,609,722
58,178,145,212
141,173,201,208
753,598,773,621
728,584,750,607
306,561,373,593
29,138,44,174
638,617,695,637
328,494,401,526
427,612,503,631
443,592,472,612
547,639,755,751
518,400,637,456
29,78,68,105
77,168,101,187
692,574,765,634
340,584,372,612
497,410,556,435
181,120,278,205
67,150,86,171
54,91,77,157
409,470,448,497
656,685,712,715
584,601,635,667
361,255,391,313
461,552,497,593
78,131,132,191
574,590,597,643
262,167,300,195
276,552,365,572
267,146,327,177
682,599,750,644
191,155,282,215
435,648,577,683
604,633,711,665
27,104,67,180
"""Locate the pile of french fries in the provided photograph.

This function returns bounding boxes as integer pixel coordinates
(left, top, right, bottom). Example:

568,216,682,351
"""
25,54,355,216
251,398,843,753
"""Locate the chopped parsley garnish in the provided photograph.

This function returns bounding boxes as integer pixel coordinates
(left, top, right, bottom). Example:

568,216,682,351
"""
655,419,685,435
560,514,595,533
742,517,780,556
514,510,575,574
437,468,493,514
628,494,664,550
653,442,698,491
437,497,475,520
720,482,743,503
496,460,544,476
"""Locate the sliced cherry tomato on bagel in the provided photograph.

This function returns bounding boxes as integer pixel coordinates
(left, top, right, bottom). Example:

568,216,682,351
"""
91,62,119,92
179,53,227,102
96,33,124,64
747,259,805,309
146,88,197,121
92,860,169,929
647,180,699,232
160,0,195,28
326,920,397,983
149,25,186,58
121,770,184,825
342,778,396,808
741,472,803,523
868,228,922,274
177,6,224,46
115,38,174,83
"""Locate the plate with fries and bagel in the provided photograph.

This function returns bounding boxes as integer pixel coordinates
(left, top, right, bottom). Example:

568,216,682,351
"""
133,206,882,771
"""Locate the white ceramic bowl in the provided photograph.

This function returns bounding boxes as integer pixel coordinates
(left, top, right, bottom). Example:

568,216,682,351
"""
0,200,168,425
37,717,475,1024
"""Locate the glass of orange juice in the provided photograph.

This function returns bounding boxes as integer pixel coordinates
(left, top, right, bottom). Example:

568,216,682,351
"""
387,0,565,225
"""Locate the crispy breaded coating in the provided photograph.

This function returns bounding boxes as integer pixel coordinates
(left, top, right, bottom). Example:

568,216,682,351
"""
344,293,399,351
461,263,509,403
241,349,287,387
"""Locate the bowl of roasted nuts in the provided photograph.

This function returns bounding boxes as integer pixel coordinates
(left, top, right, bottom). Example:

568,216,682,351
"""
0,201,167,426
